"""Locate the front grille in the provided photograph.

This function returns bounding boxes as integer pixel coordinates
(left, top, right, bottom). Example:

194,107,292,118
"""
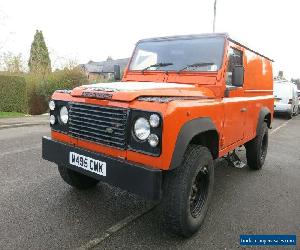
69,102,129,149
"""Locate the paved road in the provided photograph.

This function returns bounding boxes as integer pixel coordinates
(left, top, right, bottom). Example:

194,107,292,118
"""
0,115,48,129
0,116,299,249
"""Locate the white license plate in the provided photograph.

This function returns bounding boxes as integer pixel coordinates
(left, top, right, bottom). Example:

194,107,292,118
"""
69,152,106,176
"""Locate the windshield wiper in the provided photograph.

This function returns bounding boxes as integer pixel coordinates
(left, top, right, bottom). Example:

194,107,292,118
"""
142,62,173,72
177,62,215,73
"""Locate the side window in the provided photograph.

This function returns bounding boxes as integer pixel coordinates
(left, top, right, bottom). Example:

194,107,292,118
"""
226,47,243,85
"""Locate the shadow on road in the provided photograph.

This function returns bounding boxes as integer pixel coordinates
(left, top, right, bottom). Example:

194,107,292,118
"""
273,113,291,120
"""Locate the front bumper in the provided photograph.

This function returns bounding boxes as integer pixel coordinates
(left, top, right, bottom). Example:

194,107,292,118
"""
42,136,162,200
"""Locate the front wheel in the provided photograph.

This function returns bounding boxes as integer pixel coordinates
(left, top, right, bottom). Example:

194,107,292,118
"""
58,165,99,189
161,145,214,237
245,122,268,170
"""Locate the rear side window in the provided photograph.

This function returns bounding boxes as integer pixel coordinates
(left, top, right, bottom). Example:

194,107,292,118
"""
274,83,292,98
226,47,243,85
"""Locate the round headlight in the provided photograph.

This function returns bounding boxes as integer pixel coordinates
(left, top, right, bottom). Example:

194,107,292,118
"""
49,100,55,111
59,106,69,124
134,117,150,140
148,134,159,147
50,115,56,125
149,114,160,128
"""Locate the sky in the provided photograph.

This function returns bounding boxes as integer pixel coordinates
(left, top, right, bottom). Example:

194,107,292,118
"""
0,0,299,78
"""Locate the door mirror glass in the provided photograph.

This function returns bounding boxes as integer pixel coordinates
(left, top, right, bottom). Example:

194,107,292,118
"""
232,65,244,87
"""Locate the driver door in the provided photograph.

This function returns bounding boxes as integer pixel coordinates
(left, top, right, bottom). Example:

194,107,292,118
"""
222,47,247,148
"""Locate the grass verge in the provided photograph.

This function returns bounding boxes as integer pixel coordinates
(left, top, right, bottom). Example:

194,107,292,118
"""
0,112,25,118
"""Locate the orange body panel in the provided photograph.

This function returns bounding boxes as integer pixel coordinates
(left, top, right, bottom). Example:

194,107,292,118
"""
50,34,274,171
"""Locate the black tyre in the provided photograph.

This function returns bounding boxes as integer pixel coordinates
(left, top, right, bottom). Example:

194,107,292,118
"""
245,122,268,170
58,165,99,189
161,145,214,237
294,106,299,116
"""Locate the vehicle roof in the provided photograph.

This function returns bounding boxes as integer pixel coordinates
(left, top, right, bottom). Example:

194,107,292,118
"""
275,80,293,85
137,33,273,62
228,37,274,62
138,33,228,42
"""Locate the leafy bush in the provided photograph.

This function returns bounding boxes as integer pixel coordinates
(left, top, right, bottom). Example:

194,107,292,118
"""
37,68,88,98
0,75,27,113
26,68,88,114
0,68,88,115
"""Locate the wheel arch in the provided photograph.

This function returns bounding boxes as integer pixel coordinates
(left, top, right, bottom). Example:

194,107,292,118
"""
257,107,272,135
169,118,219,170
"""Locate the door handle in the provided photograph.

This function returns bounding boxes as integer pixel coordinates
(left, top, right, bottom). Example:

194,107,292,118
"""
240,108,247,112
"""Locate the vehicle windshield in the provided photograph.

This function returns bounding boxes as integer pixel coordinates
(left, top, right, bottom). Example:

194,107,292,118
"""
129,36,225,72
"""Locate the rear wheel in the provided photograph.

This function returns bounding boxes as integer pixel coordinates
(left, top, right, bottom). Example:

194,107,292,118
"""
161,145,214,237
58,165,99,189
245,122,268,170
294,106,299,116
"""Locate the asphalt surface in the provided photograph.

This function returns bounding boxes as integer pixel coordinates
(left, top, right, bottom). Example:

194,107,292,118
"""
0,115,48,129
0,116,299,249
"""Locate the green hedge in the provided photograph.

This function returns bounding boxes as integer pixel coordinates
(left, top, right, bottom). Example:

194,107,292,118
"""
0,69,88,115
0,75,27,113
36,68,88,99
26,68,88,115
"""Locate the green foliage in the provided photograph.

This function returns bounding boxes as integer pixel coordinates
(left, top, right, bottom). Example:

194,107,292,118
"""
39,68,87,98
0,112,24,118
0,75,27,113
25,68,88,114
28,30,51,74
25,74,48,115
0,67,88,115
0,52,25,73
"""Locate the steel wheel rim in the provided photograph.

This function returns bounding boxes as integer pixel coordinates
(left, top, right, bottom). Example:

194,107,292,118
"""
260,133,268,161
189,166,209,218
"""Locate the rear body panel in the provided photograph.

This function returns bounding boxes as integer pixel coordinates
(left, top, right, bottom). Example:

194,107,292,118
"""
274,81,298,114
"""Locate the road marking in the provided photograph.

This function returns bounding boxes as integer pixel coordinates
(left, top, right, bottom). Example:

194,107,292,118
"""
78,119,290,249
0,118,290,249
77,206,156,250
0,144,40,157
270,121,289,135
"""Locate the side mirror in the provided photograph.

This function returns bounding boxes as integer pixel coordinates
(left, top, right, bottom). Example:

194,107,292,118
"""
232,65,244,87
114,65,121,81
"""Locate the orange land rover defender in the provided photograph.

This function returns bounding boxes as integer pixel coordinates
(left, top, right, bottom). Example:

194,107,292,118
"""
42,33,274,237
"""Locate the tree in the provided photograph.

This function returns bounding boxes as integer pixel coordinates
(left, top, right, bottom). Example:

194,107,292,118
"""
28,30,51,74
291,78,300,89
0,52,25,73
